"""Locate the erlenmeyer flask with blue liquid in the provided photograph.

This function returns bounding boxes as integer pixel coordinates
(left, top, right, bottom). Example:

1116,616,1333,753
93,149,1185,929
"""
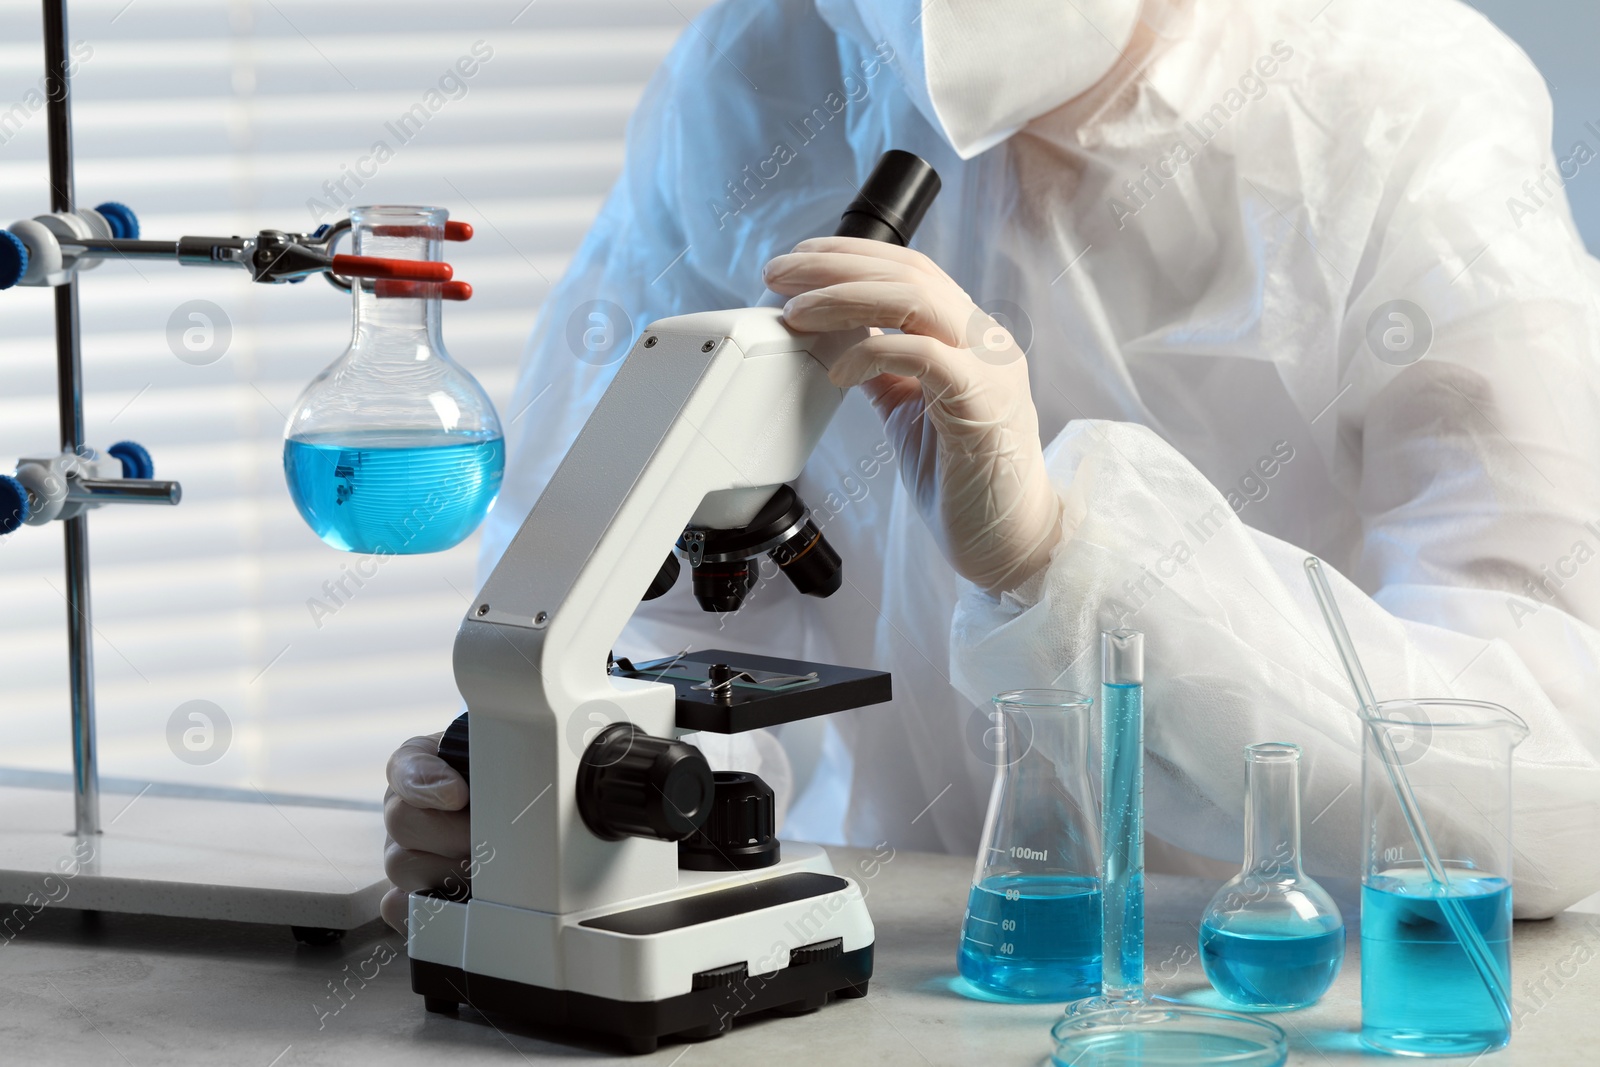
958,689,1101,1001
284,205,503,554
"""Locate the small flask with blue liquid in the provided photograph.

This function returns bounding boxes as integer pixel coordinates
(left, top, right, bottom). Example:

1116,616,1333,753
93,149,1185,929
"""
284,205,503,554
958,689,1101,1001
1200,742,1345,1010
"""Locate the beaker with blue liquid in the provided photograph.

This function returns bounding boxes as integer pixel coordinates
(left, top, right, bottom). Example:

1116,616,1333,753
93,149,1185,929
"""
959,689,1101,1001
1360,699,1527,1057
284,205,503,554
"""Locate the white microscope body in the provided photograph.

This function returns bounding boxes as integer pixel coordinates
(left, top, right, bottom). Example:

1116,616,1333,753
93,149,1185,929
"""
408,150,939,1053
408,309,880,1051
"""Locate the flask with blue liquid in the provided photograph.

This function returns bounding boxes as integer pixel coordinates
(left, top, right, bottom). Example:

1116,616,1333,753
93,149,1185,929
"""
284,205,503,554
958,689,1101,1001
1199,742,1345,1010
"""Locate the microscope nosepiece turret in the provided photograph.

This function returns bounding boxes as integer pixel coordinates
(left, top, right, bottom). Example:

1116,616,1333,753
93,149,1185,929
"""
676,484,841,614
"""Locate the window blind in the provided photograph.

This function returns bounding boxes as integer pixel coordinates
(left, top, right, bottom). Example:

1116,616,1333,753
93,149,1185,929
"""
0,0,712,800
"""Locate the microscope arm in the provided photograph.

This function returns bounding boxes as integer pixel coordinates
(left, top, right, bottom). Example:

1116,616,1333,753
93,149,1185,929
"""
452,148,941,917
455,308,860,914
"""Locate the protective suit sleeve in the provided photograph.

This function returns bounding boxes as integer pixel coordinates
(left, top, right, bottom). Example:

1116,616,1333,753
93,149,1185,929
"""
950,417,1600,920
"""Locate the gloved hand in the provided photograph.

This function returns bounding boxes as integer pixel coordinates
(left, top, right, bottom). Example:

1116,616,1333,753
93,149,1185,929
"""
764,236,1063,594
381,732,470,933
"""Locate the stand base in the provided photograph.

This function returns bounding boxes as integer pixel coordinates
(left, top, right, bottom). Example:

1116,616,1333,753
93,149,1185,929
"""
412,945,872,1054
0,779,387,930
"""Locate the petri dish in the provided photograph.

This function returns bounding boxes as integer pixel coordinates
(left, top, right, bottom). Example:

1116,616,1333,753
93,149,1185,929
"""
1051,1003,1289,1066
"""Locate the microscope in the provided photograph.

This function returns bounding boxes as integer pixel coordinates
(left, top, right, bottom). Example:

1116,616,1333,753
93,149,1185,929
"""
407,151,941,1053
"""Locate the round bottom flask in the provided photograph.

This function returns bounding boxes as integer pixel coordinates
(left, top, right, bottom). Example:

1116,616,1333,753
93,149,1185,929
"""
283,205,503,554
1198,743,1345,1011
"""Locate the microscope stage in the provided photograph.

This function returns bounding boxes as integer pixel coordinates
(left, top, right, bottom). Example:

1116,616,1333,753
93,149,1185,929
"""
612,649,891,733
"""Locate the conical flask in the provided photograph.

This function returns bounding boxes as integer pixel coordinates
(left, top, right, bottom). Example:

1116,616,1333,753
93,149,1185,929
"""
958,689,1100,1001
1199,742,1345,1009
283,205,503,554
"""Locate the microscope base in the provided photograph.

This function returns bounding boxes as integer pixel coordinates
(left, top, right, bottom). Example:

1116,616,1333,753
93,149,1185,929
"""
408,842,875,1054
411,944,871,1054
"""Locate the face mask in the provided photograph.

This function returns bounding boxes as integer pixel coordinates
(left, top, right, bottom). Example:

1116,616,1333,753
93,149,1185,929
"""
816,0,1143,159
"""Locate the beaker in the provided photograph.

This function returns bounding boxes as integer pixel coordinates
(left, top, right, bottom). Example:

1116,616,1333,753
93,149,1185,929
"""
1360,698,1528,1057
958,689,1100,1001
283,205,503,554
1199,743,1344,1009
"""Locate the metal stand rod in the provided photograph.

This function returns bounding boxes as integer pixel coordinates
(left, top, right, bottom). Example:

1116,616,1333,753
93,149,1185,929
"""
43,0,99,837
64,238,186,259
66,479,183,506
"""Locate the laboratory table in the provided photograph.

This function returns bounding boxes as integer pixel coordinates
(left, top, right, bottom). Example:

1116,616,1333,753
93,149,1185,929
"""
2,846,1597,1066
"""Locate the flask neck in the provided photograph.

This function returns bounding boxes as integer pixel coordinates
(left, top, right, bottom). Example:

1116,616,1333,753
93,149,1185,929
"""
1243,746,1303,878
352,284,445,353
348,204,449,362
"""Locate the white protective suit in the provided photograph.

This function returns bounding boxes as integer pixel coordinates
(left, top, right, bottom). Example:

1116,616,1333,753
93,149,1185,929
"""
480,0,1600,917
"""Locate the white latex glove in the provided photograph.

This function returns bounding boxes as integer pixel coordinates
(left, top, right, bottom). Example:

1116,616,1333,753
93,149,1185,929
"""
764,236,1062,593
381,732,470,933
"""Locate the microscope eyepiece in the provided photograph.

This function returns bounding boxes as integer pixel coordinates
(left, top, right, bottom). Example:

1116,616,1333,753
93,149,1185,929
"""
836,149,942,246
678,485,842,614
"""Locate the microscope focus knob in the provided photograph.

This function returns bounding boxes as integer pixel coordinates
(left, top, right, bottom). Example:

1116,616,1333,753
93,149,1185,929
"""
679,770,780,871
577,723,713,842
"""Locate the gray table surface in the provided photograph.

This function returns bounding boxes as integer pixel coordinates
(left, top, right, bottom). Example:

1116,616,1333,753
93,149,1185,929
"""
2,846,1596,1065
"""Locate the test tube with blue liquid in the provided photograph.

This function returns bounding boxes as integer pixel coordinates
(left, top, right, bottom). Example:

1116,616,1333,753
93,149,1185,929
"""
1099,628,1144,1002
1052,630,1288,1067
958,690,1101,1001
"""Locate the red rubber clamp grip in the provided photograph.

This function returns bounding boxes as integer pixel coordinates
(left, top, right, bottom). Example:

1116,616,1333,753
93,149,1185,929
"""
332,254,452,282
373,279,473,301
365,221,473,242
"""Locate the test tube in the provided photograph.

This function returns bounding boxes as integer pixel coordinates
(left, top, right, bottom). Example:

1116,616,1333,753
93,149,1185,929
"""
1100,628,1145,1001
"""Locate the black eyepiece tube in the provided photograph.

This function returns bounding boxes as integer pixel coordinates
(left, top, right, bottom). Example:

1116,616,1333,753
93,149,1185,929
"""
835,150,941,246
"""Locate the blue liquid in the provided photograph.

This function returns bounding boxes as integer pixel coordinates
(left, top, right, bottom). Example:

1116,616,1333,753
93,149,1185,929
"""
1361,870,1511,1056
958,874,1102,1000
284,431,504,554
1200,917,1344,1009
1101,681,1144,994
